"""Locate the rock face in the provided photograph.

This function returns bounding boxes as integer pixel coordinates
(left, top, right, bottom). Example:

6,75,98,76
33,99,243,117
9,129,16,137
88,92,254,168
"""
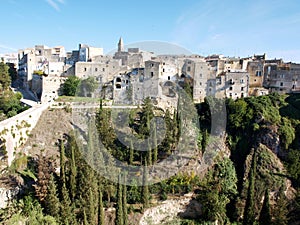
0,187,19,208
139,193,199,225
256,125,280,155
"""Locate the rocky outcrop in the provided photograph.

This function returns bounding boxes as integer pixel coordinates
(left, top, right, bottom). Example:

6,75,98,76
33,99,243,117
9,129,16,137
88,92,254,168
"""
0,186,19,208
139,193,196,225
256,124,280,155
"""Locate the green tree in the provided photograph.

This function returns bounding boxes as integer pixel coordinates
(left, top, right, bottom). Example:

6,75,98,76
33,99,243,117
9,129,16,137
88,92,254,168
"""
147,139,152,166
259,189,271,225
116,174,124,225
0,61,11,91
272,187,289,225
62,76,81,96
278,117,295,150
153,122,158,162
142,162,150,209
60,183,75,225
123,177,128,225
68,140,77,202
79,76,97,97
59,139,66,186
7,63,17,82
98,186,105,225
129,140,134,165
0,90,25,119
45,174,60,220
197,158,237,223
139,97,154,137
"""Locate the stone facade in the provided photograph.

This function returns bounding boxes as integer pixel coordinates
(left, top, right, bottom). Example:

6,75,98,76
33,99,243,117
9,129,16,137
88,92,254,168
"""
224,72,249,99
264,60,300,93
17,39,300,107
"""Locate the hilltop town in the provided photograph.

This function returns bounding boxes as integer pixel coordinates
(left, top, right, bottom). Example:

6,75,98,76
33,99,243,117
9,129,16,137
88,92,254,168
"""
1,38,300,108
1,39,300,225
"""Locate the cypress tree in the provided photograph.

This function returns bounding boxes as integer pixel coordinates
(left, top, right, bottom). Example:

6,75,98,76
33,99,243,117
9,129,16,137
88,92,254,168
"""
129,140,134,165
153,122,158,163
123,176,128,225
83,209,88,225
273,187,289,225
98,186,105,225
45,174,60,220
116,174,124,225
259,189,271,225
0,61,11,91
243,152,257,225
61,183,75,225
88,187,96,224
142,162,150,209
147,139,152,166
69,142,77,202
60,139,66,185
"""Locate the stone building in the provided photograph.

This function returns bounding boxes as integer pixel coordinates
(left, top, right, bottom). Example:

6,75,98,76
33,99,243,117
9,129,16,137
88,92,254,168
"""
113,73,131,104
113,38,154,67
75,58,123,84
264,60,300,93
78,44,103,62
18,45,67,88
224,72,249,99
182,58,215,103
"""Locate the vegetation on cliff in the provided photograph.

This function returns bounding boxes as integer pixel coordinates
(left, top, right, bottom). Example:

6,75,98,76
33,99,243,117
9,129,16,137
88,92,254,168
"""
0,93,299,224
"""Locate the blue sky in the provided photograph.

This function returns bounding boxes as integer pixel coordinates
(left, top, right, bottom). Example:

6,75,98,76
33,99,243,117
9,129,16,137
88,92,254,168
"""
1,0,300,62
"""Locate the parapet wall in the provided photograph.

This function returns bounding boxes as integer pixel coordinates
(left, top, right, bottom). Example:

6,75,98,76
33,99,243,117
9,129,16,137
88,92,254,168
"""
0,104,49,166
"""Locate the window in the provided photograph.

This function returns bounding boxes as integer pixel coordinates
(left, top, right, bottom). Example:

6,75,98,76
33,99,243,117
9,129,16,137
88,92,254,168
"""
256,71,262,76
280,82,283,86
240,79,244,84
241,87,244,91
168,76,170,80
200,74,202,78
187,66,191,72
95,68,98,72
163,68,165,72
229,87,233,91
151,63,154,67
200,82,202,86
151,72,154,77
102,68,105,72
84,68,87,72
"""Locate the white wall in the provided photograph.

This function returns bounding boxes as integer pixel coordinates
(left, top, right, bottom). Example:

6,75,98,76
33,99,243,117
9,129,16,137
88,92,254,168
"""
0,104,49,166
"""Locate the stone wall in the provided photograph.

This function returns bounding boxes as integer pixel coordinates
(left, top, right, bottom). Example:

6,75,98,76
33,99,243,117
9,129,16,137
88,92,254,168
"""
0,103,49,166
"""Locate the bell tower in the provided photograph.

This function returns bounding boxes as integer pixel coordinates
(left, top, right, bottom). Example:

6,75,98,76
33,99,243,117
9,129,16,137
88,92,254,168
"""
118,37,124,52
